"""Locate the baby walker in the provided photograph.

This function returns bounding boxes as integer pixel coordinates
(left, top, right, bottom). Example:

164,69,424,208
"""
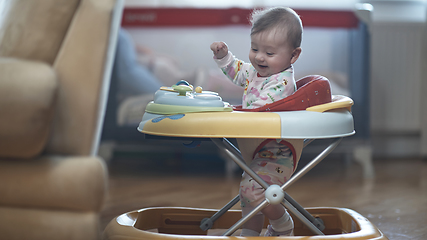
103,76,388,240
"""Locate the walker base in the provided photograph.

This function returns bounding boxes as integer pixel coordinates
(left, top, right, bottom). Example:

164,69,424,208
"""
103,207,388,239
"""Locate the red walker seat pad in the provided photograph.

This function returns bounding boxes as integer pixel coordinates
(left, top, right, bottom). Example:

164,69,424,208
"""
233,75,332,112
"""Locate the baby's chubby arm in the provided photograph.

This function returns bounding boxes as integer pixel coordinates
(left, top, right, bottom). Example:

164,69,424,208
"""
210,41,228,59
210,41,247,87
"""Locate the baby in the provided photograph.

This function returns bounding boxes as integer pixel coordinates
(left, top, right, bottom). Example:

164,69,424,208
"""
210,7,303,236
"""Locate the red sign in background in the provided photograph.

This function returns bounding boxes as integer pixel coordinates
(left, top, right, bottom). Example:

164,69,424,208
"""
122,8,359,29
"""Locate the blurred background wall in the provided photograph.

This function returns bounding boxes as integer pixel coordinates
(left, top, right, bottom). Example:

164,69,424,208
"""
115,0,427,159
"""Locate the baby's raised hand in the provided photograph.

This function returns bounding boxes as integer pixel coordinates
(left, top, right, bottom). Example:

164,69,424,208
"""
210,41,228,59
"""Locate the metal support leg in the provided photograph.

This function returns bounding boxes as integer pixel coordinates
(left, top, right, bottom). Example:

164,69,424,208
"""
284,193,325,231
279,138,342,190
204,138,342,236
218,146,325,236
211,138,270,189
200,195,240,231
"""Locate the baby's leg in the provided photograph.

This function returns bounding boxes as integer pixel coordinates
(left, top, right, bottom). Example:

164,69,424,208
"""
240,139,297,236
240,208,264,236
263,205,294,236
262,203,285,220
240,173,293,236
239,172,264,236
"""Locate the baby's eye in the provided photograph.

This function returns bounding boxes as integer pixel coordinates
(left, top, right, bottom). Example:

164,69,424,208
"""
251,48,258,52
267,52,274,56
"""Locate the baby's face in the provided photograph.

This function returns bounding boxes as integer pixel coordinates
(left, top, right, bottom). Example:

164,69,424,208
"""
249,28,296,77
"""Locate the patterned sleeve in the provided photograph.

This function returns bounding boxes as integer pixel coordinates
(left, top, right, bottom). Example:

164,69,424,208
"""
214,52,252,87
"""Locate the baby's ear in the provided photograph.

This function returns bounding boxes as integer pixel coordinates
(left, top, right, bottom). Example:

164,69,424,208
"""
290,47,302,64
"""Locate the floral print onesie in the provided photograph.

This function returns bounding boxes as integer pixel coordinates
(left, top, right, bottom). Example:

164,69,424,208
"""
214,51,299,210
214,51,296,109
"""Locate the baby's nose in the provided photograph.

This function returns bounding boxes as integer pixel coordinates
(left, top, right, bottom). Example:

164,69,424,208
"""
255,53,264,62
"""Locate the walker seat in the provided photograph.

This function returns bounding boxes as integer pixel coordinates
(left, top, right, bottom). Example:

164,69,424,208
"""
104,76,388,240
233,75,332,112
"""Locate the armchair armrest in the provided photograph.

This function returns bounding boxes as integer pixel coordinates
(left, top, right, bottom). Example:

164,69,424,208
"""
0,58,58,158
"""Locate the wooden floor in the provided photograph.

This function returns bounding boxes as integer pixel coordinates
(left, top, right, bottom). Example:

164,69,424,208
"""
100,145,427,240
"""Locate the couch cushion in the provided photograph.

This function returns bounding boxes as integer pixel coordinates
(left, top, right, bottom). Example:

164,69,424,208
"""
0,207,100,240
0,0,80,64
0,155,107,212
0,58,57,159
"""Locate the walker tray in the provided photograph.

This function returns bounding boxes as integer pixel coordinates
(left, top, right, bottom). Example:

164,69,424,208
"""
138,79,355,139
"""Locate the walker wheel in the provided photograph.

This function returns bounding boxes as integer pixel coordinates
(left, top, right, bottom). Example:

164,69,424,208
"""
265,184,284,205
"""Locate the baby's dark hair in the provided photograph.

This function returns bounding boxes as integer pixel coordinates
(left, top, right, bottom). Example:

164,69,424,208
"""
250,7,303,49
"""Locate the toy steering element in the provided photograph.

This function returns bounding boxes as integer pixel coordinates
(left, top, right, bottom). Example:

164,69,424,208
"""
173,85,193,96
265,184,285,205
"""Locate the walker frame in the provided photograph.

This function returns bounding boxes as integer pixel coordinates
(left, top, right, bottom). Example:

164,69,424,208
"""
103,79,388,239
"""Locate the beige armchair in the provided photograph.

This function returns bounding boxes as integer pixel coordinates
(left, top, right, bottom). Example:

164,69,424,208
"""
0,0,123,239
